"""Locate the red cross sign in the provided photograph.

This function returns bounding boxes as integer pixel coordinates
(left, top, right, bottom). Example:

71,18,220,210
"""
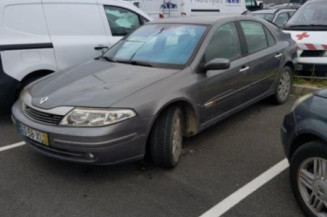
296,32,310,41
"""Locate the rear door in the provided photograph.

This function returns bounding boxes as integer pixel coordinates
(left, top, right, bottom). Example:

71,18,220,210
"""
42,1,110,70
238,20,282,97
198,22,252,125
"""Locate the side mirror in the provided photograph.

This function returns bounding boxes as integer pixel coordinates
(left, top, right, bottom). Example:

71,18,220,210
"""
203,58,230,72
95,45,109,55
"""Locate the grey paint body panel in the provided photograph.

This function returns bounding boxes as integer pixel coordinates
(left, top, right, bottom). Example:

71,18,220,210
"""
13,16,297,164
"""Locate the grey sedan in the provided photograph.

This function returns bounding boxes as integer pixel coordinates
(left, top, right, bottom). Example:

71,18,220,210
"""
12,16,297,168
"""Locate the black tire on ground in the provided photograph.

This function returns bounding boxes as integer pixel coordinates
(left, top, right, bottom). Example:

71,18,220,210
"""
273,66,292,105
290,141,327,217
150,106,184,168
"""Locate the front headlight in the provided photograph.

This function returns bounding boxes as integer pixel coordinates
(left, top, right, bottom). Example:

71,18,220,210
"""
291,93,313,112
60,108,136,127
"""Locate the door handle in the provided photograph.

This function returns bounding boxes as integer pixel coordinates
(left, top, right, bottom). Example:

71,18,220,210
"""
239,66,250,72
275,53,283,58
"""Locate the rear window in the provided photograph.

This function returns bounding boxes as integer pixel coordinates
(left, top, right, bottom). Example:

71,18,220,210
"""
251,13,274,22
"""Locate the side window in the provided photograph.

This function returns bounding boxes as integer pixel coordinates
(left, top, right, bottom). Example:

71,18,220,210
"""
104,6,141,36
240,21,268,54
275,13,289,27
204,23,241,62
265,28,275,46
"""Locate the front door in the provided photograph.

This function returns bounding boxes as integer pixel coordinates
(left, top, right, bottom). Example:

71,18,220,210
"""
198,22,252,126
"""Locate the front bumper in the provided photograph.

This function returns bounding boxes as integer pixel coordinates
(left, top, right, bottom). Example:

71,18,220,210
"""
12,102,151,165
281,112,296,160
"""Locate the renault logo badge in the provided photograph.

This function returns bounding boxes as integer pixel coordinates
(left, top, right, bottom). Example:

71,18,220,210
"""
40,97,49,104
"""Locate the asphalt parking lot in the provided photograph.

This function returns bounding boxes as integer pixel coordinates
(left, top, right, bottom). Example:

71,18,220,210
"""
0,98,305,217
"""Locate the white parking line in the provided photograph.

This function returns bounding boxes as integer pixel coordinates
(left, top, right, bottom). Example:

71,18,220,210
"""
199,159,289,217
0,141,25,152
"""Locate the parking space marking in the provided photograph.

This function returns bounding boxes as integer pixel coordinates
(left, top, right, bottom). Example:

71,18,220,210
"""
0,142,25,152
199,159,289,217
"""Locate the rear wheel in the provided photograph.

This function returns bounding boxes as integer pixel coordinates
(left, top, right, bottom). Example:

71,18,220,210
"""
150,106,184,168
290,141,327,217
273,66,292,104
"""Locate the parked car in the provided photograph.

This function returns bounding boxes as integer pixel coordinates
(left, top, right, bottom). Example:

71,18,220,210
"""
250,8,297,27
281,90,327,217
12,16,297,168
283,0,327,77
0,0,152,114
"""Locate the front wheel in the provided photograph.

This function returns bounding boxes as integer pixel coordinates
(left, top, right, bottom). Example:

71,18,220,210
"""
150,106,184,168
273,66,292,104
290,141,327,217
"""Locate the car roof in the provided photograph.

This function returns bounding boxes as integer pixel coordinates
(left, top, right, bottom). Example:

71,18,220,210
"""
252,9,277,14
150,15,240,25
252,8,295,14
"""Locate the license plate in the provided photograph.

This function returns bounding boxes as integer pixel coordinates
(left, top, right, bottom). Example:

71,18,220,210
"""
18,123,49,146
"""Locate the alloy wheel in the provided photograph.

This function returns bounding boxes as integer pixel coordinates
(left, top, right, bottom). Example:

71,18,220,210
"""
298,157,327,216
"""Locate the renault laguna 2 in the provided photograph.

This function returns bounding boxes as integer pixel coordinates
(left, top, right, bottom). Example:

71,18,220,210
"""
12,16,297,168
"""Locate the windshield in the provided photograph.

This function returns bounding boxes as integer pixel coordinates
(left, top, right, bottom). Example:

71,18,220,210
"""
251,13,274,21
286,1,327,27
104,24,207,68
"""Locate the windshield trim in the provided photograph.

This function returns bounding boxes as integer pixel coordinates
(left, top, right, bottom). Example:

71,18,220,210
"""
104,23,211,70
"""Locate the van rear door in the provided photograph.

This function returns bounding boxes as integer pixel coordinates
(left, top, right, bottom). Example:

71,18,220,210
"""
42,0,110,70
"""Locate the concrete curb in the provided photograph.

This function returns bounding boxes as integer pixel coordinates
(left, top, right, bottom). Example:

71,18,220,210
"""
291,84,321,96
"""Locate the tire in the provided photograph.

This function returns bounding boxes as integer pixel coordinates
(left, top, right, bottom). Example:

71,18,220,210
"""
290,141,327,217
273,66,292,104
150,106,184,168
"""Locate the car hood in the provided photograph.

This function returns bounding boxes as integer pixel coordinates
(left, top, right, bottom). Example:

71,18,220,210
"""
29,60,177,109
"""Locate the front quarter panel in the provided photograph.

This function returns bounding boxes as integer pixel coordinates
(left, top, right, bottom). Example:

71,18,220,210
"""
111,67,201,132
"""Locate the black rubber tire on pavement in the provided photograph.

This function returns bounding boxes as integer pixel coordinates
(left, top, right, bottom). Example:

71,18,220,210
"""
273,66,292,105
150,106,184,168
290,141,327,217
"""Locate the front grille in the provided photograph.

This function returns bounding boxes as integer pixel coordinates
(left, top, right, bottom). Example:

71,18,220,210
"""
301,50,325,57
24,105,63,125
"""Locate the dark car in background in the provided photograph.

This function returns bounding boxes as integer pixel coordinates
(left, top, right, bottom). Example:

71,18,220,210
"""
250,8,297,27
12,16,297,168
281,90,327,217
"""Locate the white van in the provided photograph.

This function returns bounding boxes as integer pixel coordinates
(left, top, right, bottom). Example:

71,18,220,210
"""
283,0,327,76
0,0,152,114
125,0,247,19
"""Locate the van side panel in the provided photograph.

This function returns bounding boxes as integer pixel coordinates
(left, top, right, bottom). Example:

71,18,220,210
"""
0,1,57,114
42,3,110,70
0,3,57,81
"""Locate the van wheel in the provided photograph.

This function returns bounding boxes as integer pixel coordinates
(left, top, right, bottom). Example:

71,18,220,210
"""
290,141,327,217
273,66,292,104
150,106,184,168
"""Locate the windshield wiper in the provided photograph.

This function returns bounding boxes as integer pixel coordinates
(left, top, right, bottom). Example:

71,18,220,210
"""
129,60,154,67
99,56,116,62
289,24,327,27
